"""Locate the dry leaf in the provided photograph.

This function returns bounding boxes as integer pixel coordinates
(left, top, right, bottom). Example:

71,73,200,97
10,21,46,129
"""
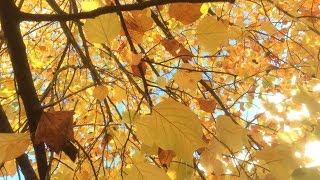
197,98,217,113
158,148,176,166
123,9,153,44
123,50,142,65
161,39,193,61
131,61,147,77
35,111,75,153
169,3,202,25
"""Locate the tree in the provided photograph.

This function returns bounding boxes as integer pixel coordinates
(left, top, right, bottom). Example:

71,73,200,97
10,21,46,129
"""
0,0,319,179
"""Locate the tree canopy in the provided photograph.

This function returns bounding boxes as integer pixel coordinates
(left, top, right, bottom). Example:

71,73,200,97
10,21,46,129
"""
0,0,319,179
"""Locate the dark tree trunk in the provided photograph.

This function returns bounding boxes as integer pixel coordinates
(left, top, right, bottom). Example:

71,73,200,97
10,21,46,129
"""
0,1,48,179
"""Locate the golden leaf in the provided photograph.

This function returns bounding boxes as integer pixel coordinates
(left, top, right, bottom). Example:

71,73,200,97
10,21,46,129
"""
124,161,170,180
84,13,121,44
93,85,108,101
197,16,229,53
136,100,204,162
216,115,248,151
0,133,30,163
173,63,202,91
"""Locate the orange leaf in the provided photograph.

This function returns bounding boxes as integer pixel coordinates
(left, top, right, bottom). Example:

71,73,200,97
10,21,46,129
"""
158,148,176,166
197,98,217,113
131,61,147,77
35,111,75,153
169,3,202,25
123,9,153,44
161,39,193,61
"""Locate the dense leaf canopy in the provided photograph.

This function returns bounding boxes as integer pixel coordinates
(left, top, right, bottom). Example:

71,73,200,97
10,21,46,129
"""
0,0,319,179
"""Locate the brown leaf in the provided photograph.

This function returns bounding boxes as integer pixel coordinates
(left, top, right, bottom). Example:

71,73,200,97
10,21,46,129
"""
101,133,113,148
161,39,193,61
197,98,217,113
158,148,176,166
35,111,75,153
131,61,147,77
169,3,202,25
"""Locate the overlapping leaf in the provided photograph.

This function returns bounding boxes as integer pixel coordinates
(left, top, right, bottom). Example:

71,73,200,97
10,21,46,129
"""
197,16,229,53
84,13,121,44
125,161,170,180
0,133,30,163
135,100,204,162
35,111,75,153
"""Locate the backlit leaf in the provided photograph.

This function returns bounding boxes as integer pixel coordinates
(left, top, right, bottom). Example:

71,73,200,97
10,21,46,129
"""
123,9,153,44
137,100,204,162
84,13,121,44
173,63,202,91
197,16,229,53
216,115,248,151
0,133,30,163
0,160,16,177
93,85,108,101
291,167,320,180
125,161,170,180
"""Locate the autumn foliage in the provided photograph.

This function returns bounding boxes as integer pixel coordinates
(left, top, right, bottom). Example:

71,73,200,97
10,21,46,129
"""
0,0,319,179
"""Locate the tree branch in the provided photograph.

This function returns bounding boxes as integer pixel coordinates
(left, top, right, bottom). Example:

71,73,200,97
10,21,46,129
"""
0,1,48,179
20,0,235,22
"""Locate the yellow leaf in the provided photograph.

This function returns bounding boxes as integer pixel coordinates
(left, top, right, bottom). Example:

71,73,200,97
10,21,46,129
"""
141,143,158,155
135,115,155,147
111,85,127,103
93,85,108,101
291,167,320,180
173,63,202,91
200,149,224,175
0,160,16,177
122,110,140,124
137,100,204,162
216,115,248,151
156,76,166,87
200,138,225,175
80,0,100,12
228,25,245,41
260,21,278,35
125,161,170,180
0,133,31,163
255,144,298,180
84,13,120,44
293,85,320,116
167,158,194,180
200,3,211,15
197,16,229,53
